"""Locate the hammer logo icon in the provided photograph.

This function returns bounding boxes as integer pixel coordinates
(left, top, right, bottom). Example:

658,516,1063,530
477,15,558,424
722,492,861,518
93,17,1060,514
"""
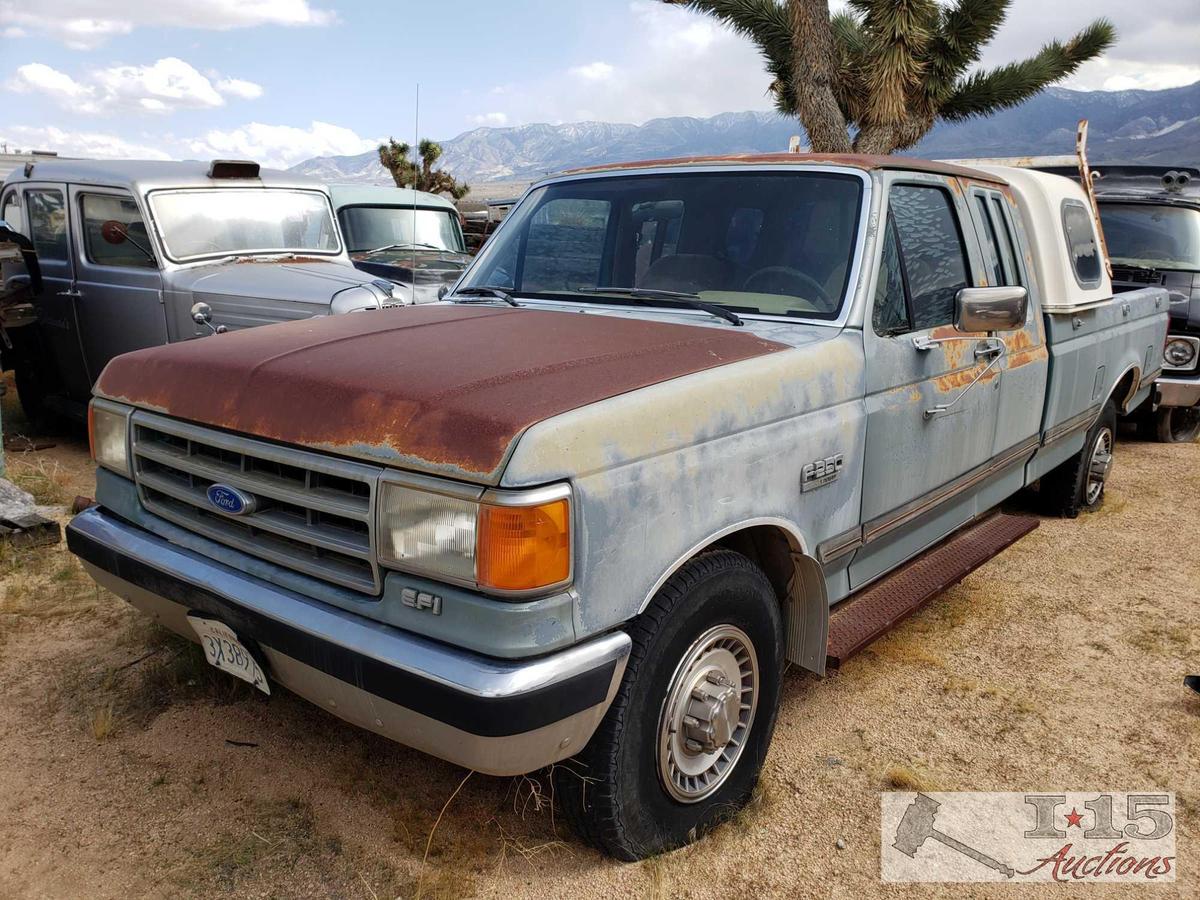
893,793,1015,878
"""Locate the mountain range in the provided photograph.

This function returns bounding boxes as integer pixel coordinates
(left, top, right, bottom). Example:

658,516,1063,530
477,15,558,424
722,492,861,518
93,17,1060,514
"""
291,81,1200,190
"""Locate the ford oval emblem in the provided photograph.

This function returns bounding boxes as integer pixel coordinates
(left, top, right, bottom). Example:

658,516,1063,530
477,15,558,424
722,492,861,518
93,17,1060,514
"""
206,483,257,516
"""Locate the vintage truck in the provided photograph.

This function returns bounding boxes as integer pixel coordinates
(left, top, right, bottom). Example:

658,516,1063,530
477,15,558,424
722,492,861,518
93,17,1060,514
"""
0,159,404,422
1055,165,1200,442
329,184,471,304
66,154,1168,859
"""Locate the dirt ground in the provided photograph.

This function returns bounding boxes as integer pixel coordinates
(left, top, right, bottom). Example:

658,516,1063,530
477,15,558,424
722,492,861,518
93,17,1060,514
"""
0,384,1197,899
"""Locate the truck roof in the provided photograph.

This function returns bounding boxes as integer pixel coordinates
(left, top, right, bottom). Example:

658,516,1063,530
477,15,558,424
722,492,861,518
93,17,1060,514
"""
327,184,457,212
560,152,1009,185
2,158,327,194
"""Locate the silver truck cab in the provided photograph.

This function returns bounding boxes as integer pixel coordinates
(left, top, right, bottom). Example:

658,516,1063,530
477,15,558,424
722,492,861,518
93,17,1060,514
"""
0,159,402,420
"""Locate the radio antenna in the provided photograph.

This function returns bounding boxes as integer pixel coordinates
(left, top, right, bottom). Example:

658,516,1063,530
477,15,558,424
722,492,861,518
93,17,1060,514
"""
411,82,419,297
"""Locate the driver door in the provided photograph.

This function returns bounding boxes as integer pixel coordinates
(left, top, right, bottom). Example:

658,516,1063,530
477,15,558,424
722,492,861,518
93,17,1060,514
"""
849,176,1002,589
68,185,167,379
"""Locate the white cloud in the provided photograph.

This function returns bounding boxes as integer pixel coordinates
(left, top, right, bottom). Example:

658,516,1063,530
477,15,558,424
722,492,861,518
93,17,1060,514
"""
0,125,171,159
3,25,25,37
7,58,262,115
569,62,615,82
477,2,777,127
187,121,377,168
215,77,264,100
470,112,509,127
0,0,335,49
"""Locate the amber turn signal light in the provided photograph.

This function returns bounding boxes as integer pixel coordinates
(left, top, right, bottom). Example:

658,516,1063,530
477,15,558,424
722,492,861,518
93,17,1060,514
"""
477,498,570,592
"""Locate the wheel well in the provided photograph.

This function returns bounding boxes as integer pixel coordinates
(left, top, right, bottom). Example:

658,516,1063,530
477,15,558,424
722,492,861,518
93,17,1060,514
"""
1111,366,1140,414
707,524,829,674
710,525,795,605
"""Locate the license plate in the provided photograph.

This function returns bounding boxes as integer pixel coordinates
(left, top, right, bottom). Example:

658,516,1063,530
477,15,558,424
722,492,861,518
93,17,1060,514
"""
187,614,271,695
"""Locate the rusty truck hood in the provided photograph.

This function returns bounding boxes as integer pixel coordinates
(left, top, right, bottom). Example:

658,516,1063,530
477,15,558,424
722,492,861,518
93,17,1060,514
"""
95,304,790,483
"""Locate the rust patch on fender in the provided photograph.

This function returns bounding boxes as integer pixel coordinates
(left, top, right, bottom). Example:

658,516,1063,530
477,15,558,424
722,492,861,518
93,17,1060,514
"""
95,305,791,482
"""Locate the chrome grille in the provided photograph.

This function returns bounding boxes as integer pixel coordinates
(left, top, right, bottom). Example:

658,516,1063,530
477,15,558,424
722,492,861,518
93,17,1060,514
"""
131,411,383,593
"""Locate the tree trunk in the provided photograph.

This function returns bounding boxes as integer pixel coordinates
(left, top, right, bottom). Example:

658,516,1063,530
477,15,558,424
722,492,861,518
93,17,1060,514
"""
787,0,851,153
852,123,896,154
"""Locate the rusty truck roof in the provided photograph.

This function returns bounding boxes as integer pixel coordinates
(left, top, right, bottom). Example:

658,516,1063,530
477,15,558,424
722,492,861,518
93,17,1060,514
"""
560,153,1008,185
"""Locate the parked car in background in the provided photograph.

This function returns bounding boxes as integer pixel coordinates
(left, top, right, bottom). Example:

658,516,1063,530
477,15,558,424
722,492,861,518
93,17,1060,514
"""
0,159,404,422
330,184,470,304
67,154,1167,860
1036,163,1200,442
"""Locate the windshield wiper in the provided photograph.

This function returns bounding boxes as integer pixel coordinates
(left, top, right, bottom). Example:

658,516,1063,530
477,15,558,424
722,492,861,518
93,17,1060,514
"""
575,286,743,326
451,286,520,307
360,242,441,255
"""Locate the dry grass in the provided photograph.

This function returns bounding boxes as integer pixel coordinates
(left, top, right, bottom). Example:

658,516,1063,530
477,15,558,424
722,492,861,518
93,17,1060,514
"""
89,703,115,740
5,453,72,506
884,764,942,793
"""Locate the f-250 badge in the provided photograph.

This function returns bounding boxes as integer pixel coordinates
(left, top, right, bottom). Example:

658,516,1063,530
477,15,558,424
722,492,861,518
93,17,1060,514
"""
802,453,845,492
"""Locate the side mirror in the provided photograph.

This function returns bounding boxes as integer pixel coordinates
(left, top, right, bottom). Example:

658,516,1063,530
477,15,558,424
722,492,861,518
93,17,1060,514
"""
101,220,129,245
955,286,1028,333
437,284,449,300
191,301,213,325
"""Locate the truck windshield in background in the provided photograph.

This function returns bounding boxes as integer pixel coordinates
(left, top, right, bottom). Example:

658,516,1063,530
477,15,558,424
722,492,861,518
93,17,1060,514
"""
462,170,865,320
339,206,465,254
1100,203,1200,270
148,188,341,262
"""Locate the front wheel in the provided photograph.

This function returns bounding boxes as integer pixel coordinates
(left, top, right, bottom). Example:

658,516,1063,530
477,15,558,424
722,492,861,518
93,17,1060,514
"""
554,550,783,860
1155,406,1200,444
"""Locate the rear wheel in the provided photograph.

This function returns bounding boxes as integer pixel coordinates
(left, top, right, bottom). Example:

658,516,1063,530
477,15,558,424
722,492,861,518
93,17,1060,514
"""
13,360,54,430
554,549,783,860
1040,400,1117,518
1155,406,1200,444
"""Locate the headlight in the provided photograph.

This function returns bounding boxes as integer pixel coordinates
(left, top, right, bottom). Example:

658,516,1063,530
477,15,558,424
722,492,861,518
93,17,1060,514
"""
378,479,571,595
88,400,131,477
1164,337,1198,370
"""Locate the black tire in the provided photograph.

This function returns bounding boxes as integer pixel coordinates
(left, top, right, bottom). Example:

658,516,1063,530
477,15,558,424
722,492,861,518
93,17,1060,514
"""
1155,407,1200,444
554,549,784,860
1040,400,1117,518
13,360,54,430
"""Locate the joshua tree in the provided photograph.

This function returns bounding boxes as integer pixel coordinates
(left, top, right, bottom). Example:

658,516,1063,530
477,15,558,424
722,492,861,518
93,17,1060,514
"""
661,0,1116,154
378,138,470,199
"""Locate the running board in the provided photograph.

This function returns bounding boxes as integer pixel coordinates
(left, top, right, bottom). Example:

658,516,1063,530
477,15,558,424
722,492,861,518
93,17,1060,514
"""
826,513,1039,669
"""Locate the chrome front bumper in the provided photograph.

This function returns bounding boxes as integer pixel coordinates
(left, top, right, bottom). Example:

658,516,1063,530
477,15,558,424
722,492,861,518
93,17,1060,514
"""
1158,376,1200,409
67,507,630,776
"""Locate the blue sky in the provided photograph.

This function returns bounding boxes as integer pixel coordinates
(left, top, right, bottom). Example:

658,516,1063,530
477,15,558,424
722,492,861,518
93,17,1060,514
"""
2,0,1198,168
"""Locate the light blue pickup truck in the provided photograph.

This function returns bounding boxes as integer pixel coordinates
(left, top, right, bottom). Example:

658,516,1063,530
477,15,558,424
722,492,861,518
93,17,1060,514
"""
67,154,1167,859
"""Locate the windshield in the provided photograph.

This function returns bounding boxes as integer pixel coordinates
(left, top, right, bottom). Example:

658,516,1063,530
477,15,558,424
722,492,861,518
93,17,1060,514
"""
149,189,340,261
339,205,465,254
461,170,865,319
1100,203,1200,270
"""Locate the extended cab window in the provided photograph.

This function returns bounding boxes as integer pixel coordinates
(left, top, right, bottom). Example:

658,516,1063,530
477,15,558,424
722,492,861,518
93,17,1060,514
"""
80,193,157,269
27,189,68,261
1062,200,1102,287
972,192,1022,288
879,184,970,332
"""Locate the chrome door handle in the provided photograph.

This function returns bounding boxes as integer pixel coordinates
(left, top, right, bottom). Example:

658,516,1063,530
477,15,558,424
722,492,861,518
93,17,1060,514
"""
56,289,82,298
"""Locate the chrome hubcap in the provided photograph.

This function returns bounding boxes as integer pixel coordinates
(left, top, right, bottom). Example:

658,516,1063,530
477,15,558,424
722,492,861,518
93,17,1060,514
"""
1086,428,1113,506
658,624,758,803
